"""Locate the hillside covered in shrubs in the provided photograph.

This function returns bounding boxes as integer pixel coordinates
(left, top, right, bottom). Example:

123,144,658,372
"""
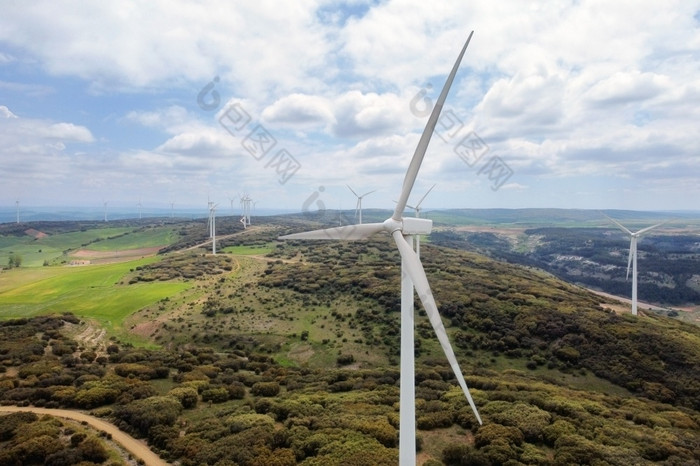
2,224,700,465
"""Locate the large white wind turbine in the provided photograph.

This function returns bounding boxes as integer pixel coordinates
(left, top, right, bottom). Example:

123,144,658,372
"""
605,215,668,316
347,185,376,225
280,32,480,465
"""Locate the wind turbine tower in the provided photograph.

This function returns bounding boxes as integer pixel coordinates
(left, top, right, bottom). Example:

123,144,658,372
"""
280,32,480,465
605,215,668,316
15,200,19,224
206,201,215,238
245,195,252,226
103,201,108,222
137,198,142,220
210,203,218,254
347,185,376,225
239,194,252,228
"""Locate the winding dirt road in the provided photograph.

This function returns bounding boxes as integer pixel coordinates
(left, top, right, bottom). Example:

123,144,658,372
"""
0,406,169,466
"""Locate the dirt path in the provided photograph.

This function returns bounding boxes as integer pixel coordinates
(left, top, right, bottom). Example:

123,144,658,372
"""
0,406,169,466
588,288,673,313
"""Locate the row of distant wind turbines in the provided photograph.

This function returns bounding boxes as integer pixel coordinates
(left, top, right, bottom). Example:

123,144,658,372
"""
206,194,255,255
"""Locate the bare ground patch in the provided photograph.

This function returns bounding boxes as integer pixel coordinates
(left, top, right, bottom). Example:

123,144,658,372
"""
70,246,163,260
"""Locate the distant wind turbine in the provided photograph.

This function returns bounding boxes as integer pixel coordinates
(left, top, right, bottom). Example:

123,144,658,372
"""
15,200,19,224
103,201,108,222
605,215,668,316
280,32,480,465
347,185,376,224
137,198,142,220
239,193,252,228
206,201,214,238
210,203,218,254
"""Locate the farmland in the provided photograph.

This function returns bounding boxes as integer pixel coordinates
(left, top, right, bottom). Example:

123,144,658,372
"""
0,257,189,338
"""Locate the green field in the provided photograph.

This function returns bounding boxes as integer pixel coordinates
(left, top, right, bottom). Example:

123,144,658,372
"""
0,257,189,335
0,225,179,267
86,227,179,251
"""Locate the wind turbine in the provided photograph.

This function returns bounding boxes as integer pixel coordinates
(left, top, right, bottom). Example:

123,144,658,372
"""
239,193,252,228
280,32,480,465
246,195,253,226
15,200,19,224
347,185,376,225
605,215,668,316
137,198,142,220
206,201,214,238
210,203,218,254
103,201,108,222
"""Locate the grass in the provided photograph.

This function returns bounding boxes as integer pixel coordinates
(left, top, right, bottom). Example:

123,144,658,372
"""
86,227,179,251
222,244,274,255
0,226,180,267
0,257,190,335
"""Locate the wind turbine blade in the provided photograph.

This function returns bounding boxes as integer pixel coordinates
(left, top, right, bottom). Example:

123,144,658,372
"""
626,238,633,280
393,31,473,221
414,184,436,210
392,231,482,425
361,190,377,198
603,214,633,236
347,185,360,197
280,223,384,241
635,221,668,236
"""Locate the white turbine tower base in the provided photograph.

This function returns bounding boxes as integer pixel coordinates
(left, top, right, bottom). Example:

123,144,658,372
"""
605,215,668,316
280,32,480,465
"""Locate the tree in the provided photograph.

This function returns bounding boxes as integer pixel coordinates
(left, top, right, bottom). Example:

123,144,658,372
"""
77,436,109,463
7,253,22,268
116,396,183,437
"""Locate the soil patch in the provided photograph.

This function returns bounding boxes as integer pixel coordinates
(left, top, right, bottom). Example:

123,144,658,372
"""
25,228,48,238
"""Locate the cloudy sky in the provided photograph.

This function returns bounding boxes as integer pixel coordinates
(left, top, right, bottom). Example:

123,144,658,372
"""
1,0,699,216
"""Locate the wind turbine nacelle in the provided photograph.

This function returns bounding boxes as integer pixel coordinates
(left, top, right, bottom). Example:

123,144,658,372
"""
402,217,432,235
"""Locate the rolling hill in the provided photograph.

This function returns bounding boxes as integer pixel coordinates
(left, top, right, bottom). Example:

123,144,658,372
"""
0,215,699,465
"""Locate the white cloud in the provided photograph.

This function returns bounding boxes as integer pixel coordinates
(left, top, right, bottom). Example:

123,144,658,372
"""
1,105,17,118
125,106,190,133
1,1,699,210
261,94,335,129
585,71,668,106
0,1,332,97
